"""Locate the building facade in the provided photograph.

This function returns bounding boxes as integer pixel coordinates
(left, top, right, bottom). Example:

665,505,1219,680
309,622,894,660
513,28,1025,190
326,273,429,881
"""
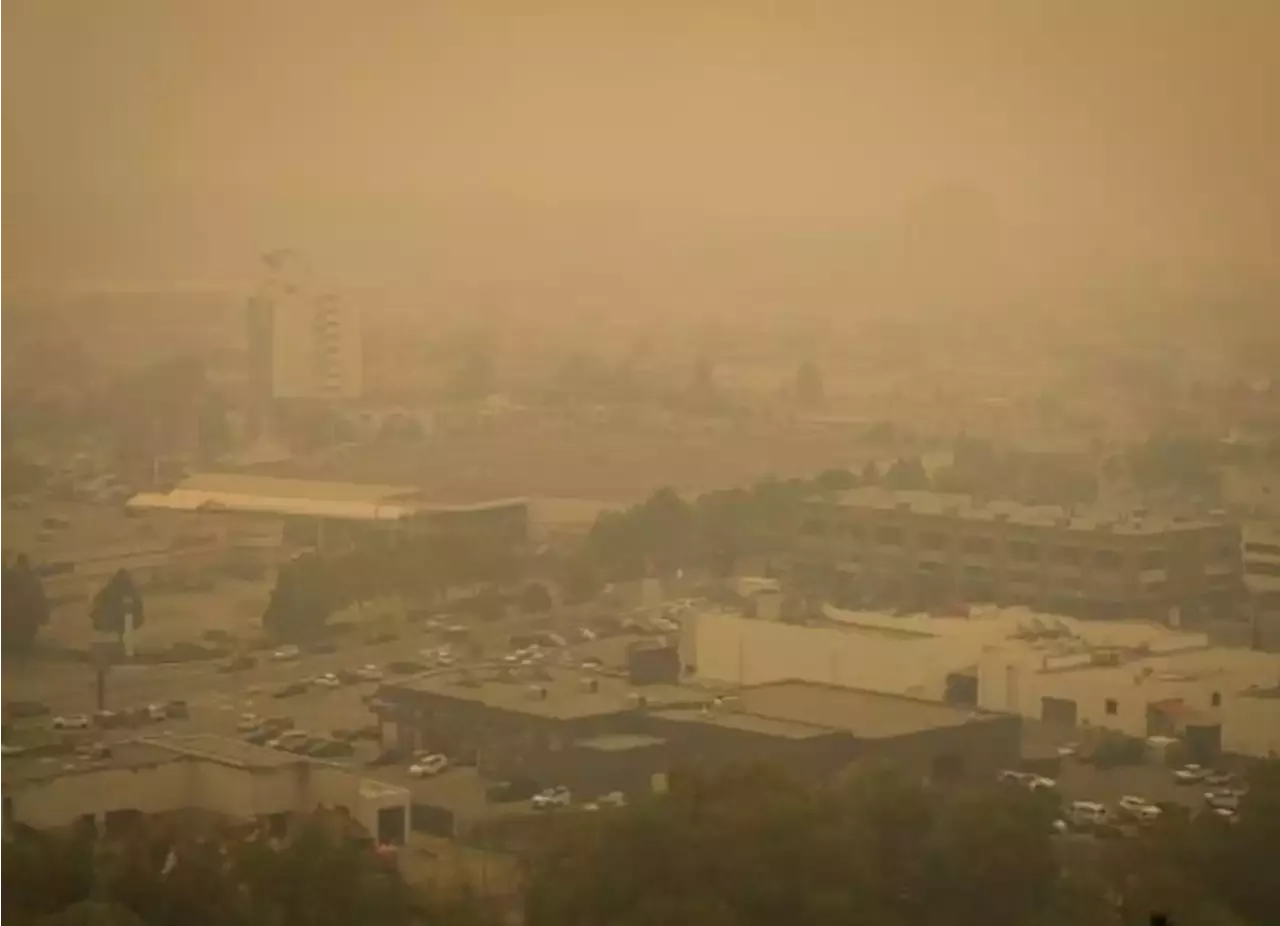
796,488,1244,623
2,735,409,843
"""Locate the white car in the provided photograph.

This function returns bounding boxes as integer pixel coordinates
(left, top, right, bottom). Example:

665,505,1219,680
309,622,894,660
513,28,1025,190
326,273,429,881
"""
236,713,262,733
353,664,384,682
1174,764,1209,784
145,703,168,721
436,652,456,667
1067,801,1109,827
53,714,91,730
532,786,572,810
312,673,341,689
1118,795,1156,817
597,791,627,808
267,730,309,751
578,627,598,642
1204,790,1240,811
996,770,1054,791
408,754,449,778
272,645,301,661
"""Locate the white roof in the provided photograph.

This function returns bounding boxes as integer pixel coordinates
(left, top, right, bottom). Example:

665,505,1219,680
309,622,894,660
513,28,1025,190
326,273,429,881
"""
126,473,528,522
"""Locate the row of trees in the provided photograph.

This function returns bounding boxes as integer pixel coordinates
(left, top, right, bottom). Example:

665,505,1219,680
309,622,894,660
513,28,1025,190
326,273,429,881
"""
7,762,1276,926
2,810,483,926
531,760,1279,926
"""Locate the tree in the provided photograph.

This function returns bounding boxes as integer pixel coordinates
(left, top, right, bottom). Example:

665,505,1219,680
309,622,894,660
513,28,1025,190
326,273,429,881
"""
883,457,930,491
90,570,144,641
262,554,338,642
3,553,51,655
860,460,882,486
795,360,825,408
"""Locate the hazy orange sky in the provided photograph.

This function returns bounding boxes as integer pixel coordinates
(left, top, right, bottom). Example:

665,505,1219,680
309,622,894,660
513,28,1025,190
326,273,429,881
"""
4,0,1278,306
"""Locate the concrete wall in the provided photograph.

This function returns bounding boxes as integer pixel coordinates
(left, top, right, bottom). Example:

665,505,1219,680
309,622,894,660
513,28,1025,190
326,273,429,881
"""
8,763,189,829
686,611,979,700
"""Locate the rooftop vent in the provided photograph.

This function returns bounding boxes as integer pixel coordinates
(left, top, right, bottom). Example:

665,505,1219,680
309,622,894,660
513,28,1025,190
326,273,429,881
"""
580,677,600,694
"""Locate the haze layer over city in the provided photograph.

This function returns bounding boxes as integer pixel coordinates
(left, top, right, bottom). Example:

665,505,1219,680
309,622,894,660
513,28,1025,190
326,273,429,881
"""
3,3,1279,926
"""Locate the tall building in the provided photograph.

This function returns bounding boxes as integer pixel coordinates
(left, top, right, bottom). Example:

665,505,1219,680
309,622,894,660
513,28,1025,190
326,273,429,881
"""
795,488,1245,624
246,251,363,406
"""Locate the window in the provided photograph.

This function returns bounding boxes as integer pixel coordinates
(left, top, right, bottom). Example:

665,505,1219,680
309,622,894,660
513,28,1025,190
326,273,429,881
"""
1211,692,1222,708
1009,541,1038,562
1246,562,1280,577
877,526,903,546
1104,698,1118,716
964,537,992,555
1093,550,1122,570
1244,541,1280,557
1213,544,1236,562
921,531,947,551
1141,549,1166,570
842,523,864,540
1058,547,1081,565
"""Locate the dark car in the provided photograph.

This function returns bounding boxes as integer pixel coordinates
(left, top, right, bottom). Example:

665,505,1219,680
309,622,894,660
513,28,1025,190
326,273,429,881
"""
243,727,274,746
486,779,539,803
219,655,257,673
386,660,427,675
5,701,51,720
306,739,355,758
272,682,309,699
367,749,404,767
334,668,361,685
164,700,190,719
306,641,338,655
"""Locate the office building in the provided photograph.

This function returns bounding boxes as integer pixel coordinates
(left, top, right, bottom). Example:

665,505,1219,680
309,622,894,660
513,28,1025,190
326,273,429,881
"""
796,488,1244,623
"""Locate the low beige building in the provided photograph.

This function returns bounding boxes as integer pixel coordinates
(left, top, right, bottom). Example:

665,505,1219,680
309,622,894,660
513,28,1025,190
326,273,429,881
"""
2,734,409,843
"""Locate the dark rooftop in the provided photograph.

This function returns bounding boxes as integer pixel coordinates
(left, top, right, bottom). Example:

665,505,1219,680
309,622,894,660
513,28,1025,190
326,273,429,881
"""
575,733,667,752
651,707,836,740
381,667,713,720
2,741,181,788
141,734,307,770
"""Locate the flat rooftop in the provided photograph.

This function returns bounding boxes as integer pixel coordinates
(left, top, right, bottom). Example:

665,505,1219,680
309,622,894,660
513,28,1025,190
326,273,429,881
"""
736,681,1006,739
824,487,1224,536
575,734,667,752
129,474,528,522
651,707,836,740
2,741,181,788
141,734,305,770
382,667,712,720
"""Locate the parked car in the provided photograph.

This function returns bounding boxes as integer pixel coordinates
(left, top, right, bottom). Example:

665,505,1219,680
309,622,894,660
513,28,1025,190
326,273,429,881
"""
408,754,449,778
487,779,539,803
334,669,361,685
244,727,274,746
267,730,311,751
367,749,405,767
1204,770,1237,787
237,713,263,732
52,714,90,730
305,739,354,758
145,703,168,722
387,660,427,675
272,682,309,699
353,664,384,682
597,791,627,808
1174,764,1210,784
1204,790,1240,811
532,786,572,810
164,700,190,719
93,710,123,729
272,645,301,662
219,655,257,673
312,673,342,689
5,700,52,720
1118,795,1161,821
1066,801,1109,827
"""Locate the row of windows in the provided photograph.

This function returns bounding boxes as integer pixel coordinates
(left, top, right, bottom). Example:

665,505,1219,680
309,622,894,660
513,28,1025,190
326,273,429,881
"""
804,520,1160,570
1101,691,1222,716
1244,541,1280,557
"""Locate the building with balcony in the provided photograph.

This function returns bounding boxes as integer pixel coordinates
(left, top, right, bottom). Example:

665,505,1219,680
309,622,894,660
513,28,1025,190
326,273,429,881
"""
796,488,1244,624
